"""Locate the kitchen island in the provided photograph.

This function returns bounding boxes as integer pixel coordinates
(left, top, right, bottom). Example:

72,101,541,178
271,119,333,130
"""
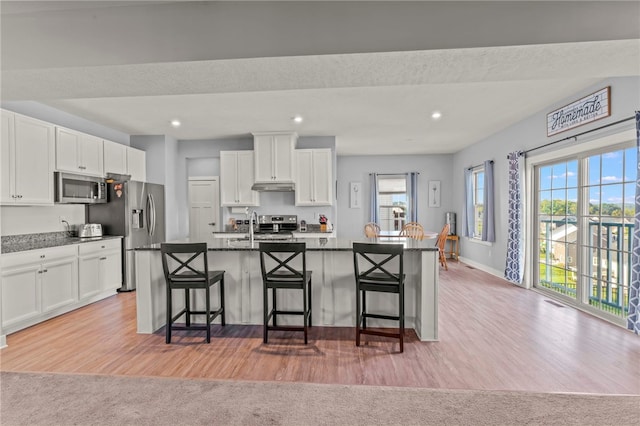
134,237,440,341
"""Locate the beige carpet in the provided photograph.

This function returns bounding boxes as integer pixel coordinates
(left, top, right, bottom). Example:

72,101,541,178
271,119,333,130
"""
1,372,638,425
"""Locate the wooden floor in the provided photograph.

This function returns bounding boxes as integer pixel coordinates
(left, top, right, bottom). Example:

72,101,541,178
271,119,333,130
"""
1,261,639,394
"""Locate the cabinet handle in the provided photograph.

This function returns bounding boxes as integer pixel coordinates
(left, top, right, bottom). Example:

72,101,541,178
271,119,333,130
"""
17,195,23,198
208,223,216,226
101,245,105,249
40,255,46,258
99,257,107,260
38,270,42,274
42,269,48,273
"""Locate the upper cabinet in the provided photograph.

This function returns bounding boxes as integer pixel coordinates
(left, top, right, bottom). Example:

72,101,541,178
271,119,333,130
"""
126,146,146,182
55,127,104,177
103,140,127,175
295,149,333,206
253,132,296,183
1,110,55,205
104,140,146,182
220,150,259,206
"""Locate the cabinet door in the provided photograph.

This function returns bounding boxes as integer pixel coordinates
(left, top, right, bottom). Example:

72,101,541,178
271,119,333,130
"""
41,258,77,313
80,134,104,176
78,256,101,299
236,151,259,206
273,134,295,182
253,134,274,182
100,251,122,292
1,264,40,327
127,147,146,182
55,127,81,172
312,149,333,205
103,140,128,175
1,110,15,203
220,151,239,205
14,115,55,204
295,150,314,206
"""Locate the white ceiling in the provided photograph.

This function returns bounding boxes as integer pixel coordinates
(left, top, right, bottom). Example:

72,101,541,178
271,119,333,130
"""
2,1,639,155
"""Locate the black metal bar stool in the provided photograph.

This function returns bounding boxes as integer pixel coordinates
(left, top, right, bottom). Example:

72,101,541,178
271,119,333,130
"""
259,242,312,344
160,242,225,344
353,242,405,353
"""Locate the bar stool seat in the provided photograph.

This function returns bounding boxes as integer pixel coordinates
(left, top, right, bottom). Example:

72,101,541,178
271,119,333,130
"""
259,242,312,344
353,242,405,353
161,243,225,344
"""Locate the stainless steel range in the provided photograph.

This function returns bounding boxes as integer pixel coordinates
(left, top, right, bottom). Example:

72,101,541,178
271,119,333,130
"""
257,215,298,235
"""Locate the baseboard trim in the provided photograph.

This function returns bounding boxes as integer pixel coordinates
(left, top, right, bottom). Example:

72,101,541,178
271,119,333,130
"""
457,257,509,282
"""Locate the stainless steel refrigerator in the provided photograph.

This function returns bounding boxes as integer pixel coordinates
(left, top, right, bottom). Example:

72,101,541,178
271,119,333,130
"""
87,180,165,291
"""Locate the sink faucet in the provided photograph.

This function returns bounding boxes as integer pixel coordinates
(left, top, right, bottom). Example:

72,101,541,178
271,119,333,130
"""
249,210,258,244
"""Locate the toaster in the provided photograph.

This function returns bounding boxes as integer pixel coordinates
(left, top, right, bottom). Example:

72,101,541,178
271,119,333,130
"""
79,223,103,238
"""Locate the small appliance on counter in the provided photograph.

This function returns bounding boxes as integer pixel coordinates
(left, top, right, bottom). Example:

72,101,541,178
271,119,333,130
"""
299,220,307,232
78,223,103,238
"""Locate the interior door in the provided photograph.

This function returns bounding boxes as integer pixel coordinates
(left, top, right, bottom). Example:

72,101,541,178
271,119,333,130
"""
188,177,220,241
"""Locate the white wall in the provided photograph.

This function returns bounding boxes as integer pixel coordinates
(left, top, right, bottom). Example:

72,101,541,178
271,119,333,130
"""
337,154,454,239
452,76,640,276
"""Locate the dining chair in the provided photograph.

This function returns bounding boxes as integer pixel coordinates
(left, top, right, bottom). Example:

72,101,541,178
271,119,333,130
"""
435,224,451,270
160,243,226,344
364,222,381,237
399,222,425,240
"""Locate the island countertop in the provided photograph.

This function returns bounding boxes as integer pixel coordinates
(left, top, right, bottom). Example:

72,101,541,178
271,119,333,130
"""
134,236,438,252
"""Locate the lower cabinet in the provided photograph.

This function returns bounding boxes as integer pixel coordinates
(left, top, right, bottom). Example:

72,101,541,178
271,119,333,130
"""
0,238,122,336
78,239,122,299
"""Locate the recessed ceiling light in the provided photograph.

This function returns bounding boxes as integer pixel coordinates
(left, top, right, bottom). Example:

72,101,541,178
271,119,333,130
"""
431,111,442,120
292,115,303,123
170,119,181,127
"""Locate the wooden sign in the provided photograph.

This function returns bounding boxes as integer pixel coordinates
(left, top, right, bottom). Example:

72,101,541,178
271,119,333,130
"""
547,87,610,136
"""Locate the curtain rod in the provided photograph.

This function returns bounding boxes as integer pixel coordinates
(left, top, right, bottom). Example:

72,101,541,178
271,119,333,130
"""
368,172,420,176
467,160,493,170
507,115,635,159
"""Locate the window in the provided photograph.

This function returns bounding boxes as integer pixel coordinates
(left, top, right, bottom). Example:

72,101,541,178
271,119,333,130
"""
534,143,635,323
377,175,407,233
472,167,485,238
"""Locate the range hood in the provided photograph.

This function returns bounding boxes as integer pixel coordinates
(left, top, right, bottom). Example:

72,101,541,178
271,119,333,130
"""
105,172,131,182
251,182,295,192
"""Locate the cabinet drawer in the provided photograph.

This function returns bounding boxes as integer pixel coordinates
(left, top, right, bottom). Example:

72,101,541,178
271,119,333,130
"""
78,239,121,256
1,245,77,268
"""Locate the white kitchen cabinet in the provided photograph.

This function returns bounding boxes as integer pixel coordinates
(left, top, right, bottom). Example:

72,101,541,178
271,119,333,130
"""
295,149,333,206
1,245,77,331
220,151,259,206
103,140,128,175
253,132,296,183
0,110,55,205
78,239,122,299
127,146,146,182
40,257,78,313
55,127,104,177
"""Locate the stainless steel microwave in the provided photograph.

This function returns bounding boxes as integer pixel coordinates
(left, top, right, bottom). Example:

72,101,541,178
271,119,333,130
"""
55,172,107,204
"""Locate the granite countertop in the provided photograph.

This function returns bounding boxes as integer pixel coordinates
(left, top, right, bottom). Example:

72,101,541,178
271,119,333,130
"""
1,232,122,255
135,236,438,252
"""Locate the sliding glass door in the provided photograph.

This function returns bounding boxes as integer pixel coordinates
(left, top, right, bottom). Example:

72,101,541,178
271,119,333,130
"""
534,144,635,322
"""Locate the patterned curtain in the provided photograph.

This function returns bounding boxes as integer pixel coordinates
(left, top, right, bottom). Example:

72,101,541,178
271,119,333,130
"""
370,173,379,224
628,111,640,334
505,152,525,285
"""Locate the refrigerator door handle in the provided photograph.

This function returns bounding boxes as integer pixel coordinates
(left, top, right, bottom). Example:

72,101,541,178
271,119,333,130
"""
148,194,156,237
